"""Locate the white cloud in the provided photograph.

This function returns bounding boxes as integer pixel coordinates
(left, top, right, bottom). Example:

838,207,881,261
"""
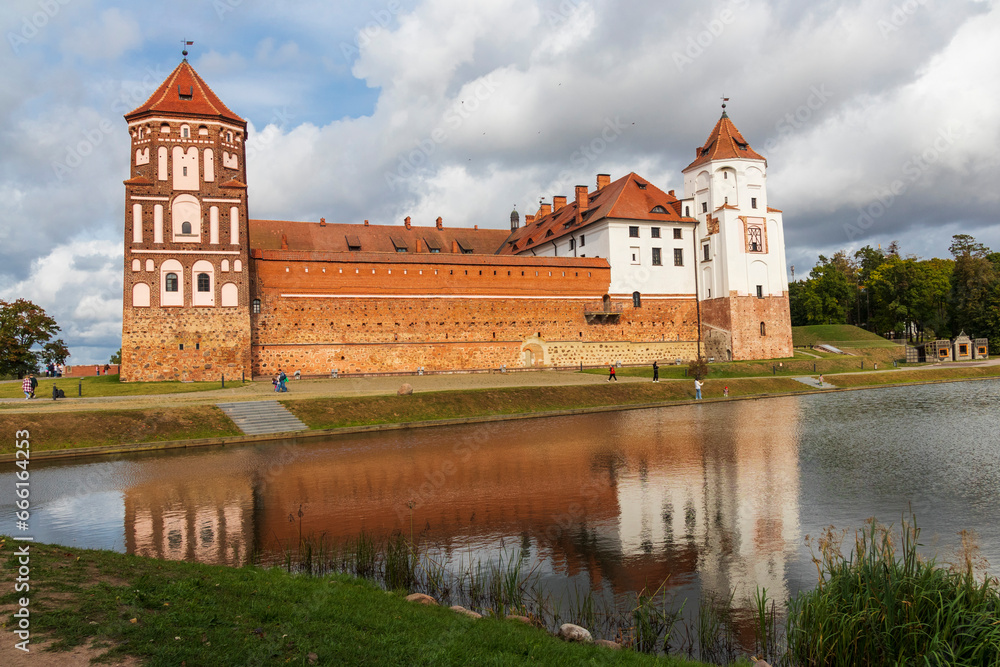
61,8,142,61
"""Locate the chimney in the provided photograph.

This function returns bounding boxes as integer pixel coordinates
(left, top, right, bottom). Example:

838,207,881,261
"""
416,238,424,252
596,174,610,190
436,216,443,230
553,196,567,211
668,190,675,198
451,240,459,253
575,185,589,225
280,233,288,250
474,225,478,230
364,219,369,226
404,216,411,230
540,202,552,216
526,214,535,225
319,217,326,227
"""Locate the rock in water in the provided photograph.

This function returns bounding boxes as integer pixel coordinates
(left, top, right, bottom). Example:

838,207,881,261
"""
558,623,592,642
404,593,437,605
398,383,413,396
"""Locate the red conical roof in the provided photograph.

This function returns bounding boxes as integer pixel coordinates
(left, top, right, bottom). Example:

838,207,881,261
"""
125,60,244,125
685,111,765,170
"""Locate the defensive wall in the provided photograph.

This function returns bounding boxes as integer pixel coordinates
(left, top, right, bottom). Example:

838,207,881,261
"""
700,293,793,361
249,250,701,375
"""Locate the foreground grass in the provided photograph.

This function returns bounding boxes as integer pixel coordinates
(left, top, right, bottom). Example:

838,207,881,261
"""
0,406,240,455
0,373,236,400
0,538,706,666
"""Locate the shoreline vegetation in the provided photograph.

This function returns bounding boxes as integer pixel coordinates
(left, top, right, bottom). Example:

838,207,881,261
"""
3,515,996,665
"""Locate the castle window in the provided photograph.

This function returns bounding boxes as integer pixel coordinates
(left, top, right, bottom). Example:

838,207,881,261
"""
227,131,233,142
191,260,215,306
748,226,763,252
674,248,684,266
751,197,758,209
756,285,764,299
628,226,639,238
760,321,767,336
182,166,188,177
651,227,660,238
673,228,682,239
703,244,710,261
652,248,662,266
181,221,192,234
632,291,642,308
630,246,640,265
685,206,690,217
165,273,178,292
569,238,575,250
701,202,708,213
252,298,261,314
197,273,210,292
181,125,189,138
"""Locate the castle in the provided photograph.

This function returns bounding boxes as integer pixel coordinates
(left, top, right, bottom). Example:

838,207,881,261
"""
121,60,792,381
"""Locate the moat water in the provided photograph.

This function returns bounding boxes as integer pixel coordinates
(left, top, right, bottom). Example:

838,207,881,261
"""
5,379,1000,621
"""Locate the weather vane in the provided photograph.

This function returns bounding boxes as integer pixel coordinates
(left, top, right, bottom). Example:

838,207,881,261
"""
181,39,194,58
721,95,729,110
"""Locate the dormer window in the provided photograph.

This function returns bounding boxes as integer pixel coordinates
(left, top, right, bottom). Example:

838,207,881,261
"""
637,182,647,190
651,206,668,214
345,234,362,251
178,85,193,100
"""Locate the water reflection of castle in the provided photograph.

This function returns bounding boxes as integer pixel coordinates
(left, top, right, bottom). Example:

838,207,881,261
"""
122,399,800,602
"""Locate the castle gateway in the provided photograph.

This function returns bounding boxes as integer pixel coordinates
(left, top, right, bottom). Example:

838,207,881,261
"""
121,61,792,381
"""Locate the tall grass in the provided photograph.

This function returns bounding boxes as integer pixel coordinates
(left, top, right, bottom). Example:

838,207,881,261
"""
786,516,1000,666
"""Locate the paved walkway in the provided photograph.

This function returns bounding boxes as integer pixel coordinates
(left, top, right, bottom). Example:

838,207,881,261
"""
792,376,836,389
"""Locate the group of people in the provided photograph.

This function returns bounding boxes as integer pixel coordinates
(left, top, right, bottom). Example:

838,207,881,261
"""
272,369,289,392
607,361,729,401
44,363,65,377
21,374,38,399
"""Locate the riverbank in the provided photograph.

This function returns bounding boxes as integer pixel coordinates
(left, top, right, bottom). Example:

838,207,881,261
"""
0,537,707,666
2,365,1000,460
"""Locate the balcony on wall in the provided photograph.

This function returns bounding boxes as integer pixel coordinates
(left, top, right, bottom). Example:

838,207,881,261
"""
584,300,623,324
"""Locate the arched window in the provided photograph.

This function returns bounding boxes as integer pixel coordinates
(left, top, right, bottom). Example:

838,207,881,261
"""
181,221,192,234
181,125,190,138
252,298,261,314
160,259,183,306
191,260,215,306
760,321,767,336
632,291,642,308
171,194,201,241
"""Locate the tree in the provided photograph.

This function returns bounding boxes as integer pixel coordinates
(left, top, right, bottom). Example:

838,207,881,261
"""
0,299,62,378
110,348,122,365
40,339,70,366
949,235,998,344
687,356,709,381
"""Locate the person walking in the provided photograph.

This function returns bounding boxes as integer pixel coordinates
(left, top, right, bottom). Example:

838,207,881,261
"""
694,378,703,400
29,374,37,399
818,373,824,386
22,375,33,400
723,385,729,397
607,364,617,382
272,374,280,392
278,369,289,392
652,361,659,383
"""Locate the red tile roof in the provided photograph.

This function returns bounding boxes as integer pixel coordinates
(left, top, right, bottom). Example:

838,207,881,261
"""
684,112,765,171
123,175,153,185
125,60,245,126
249,219,512,255
497,173,696,255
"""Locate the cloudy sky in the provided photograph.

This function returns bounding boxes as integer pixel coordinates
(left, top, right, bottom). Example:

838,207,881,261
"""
1,0,998,364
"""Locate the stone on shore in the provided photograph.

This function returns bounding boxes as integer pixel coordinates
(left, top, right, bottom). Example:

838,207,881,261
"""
450,605,482,619
397,383,413,396
404,593,437,605
507,614,533,625
594,639,621,649
557,623,592,642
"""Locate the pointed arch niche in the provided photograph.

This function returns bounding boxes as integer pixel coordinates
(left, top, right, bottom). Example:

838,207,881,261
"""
171,194,201,242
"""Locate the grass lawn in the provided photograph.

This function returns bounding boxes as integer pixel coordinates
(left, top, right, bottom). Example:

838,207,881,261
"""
0,373,237,400
827,364,1000,387
0,406,240,455
0,538,709,666
792,324,899,348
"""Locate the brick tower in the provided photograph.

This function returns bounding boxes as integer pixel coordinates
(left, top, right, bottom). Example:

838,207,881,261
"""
682,107,792,360
121,59,252,381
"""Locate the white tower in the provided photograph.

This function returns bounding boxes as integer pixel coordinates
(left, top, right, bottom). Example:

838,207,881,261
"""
681,107,792,360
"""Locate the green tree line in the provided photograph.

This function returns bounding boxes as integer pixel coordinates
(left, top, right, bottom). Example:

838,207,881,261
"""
789,234,1000,346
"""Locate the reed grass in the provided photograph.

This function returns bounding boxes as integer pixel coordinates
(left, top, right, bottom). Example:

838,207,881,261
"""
786,515,1000,666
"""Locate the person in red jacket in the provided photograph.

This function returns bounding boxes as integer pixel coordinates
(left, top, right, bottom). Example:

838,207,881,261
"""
607,364,617,382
